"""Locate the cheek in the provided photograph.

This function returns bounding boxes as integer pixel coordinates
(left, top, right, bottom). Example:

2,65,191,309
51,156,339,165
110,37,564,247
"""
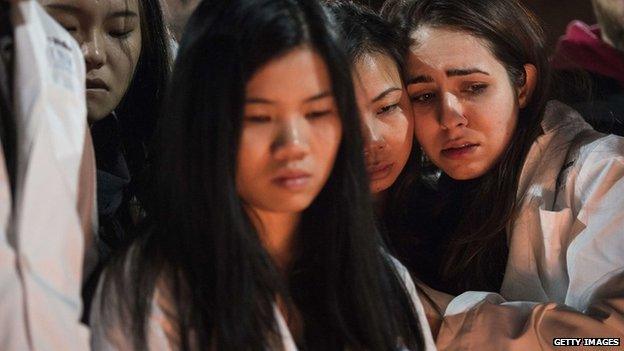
109,36,142,85
383,114,413,153
237,129,270,176
482,96,518,147
413,117,436,148
312,119,342,167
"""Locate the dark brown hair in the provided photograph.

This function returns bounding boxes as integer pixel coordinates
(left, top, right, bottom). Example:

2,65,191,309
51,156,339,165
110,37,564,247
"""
383,0,551,293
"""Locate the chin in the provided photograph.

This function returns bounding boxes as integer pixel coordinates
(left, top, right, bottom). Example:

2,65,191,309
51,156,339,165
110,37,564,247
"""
261,197,316,214
87,107,113,123
370,182,391,195
445,168,487,181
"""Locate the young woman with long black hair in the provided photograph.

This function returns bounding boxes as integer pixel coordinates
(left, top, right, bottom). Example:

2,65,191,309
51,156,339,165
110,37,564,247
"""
42,0,171,258
90,0,433,349
383,0,624,348
326,0,428,290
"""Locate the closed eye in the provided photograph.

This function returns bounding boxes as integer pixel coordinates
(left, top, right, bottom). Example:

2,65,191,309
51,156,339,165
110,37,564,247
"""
244,115,271,123
305,109,332,120
110,29,133,39
464,83,488,95
377,103,399,116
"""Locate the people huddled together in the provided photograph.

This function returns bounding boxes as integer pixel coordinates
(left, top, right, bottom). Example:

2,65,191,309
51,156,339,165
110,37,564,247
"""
0,0,623,350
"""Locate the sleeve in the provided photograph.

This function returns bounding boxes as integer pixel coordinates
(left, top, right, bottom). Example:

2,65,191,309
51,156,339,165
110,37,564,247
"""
78,127,99,281
435,136,624,351
90,269,181,351
389,256,438,351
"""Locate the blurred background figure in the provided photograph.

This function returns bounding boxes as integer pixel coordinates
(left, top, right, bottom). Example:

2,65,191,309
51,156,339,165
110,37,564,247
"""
551,0,624,135
0,0,94,349
41,0,171,320
160,0,200,42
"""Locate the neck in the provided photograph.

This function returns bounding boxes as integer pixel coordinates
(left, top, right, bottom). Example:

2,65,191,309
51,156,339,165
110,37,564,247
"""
373,190,388,216
248,208,300,274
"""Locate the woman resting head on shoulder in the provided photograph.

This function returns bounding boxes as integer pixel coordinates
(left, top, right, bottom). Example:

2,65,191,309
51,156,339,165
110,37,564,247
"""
42,0,170,251
385,0,624,347
326,1,415,201
90,0,433,350
326,0,428,290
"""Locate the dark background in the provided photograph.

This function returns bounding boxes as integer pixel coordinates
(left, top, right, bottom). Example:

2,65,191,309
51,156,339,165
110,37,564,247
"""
355,0,596,51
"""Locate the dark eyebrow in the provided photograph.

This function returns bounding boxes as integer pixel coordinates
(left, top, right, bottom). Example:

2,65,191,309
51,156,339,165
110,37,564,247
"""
44,4,82,14
372,87,402,103
304,91,332,103
245,91,332,104
446,68,489,77
407,75,434,85
44,4,138,18
109,10,139,19
245,97,273,104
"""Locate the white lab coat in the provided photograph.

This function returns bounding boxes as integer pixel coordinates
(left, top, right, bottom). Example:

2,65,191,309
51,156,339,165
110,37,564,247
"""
434,101,624,350
90,255,437,351
0,1,95,350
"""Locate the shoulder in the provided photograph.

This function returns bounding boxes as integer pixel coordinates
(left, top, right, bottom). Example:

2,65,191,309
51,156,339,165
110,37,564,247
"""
571,133,624,190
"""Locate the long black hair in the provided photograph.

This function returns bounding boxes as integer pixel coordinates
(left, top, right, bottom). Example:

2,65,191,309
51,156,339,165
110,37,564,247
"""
383,0,551,294
326,0,422,272
100,0,424,350
90,0,171,248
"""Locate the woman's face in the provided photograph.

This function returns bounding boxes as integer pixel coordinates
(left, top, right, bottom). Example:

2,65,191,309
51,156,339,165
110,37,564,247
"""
354,52,413,194
407,27,530,180
236,46,342,214
43,0,142,122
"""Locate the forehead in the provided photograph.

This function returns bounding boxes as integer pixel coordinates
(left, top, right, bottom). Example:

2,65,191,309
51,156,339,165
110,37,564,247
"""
354,52,402,90
41,0,140,17
408,26,499,73
246,46,331,101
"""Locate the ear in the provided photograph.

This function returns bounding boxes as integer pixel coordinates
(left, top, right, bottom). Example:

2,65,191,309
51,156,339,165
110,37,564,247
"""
517,63,537,108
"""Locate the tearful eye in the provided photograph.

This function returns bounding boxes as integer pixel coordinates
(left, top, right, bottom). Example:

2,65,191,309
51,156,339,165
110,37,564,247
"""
244,115,271,123
109,30,133,39
465,83,488,95
410,92,436,104
377,103,399,115
305,110,332,120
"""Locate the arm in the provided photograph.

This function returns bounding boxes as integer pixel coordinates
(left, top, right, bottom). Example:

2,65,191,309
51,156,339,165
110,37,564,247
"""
436,136,624,351
389,256,439,351
90,267,181,351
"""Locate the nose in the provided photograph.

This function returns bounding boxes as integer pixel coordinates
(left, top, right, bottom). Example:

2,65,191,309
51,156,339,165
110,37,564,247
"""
439,92,468,130
272,117,309,162
81,31,105,71
361,111,385,157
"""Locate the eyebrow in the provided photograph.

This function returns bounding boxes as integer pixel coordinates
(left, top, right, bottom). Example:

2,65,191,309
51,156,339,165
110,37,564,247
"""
109,10,139,18
446,68,489,77
245,91,333,104
407,75,434,85
44,4,138,18
44,4,82,14
407,68,489,86
372,87,402,103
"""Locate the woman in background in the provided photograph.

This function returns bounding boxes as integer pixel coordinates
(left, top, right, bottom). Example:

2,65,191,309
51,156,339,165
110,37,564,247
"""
326,0,425,287
384,0,624,348
43,0,170,257
90,0,432,349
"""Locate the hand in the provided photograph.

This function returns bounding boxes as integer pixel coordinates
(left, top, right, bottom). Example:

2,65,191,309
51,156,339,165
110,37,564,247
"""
414,282,454,338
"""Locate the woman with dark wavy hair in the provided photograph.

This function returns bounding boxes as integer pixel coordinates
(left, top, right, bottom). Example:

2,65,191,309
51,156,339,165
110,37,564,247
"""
384,0,624,348
89,0,432,349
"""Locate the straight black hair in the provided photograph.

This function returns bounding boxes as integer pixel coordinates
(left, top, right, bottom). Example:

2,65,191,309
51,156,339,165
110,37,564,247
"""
326,0,422,269
100,0,424,350
92,0,171,248
383,0,551,294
